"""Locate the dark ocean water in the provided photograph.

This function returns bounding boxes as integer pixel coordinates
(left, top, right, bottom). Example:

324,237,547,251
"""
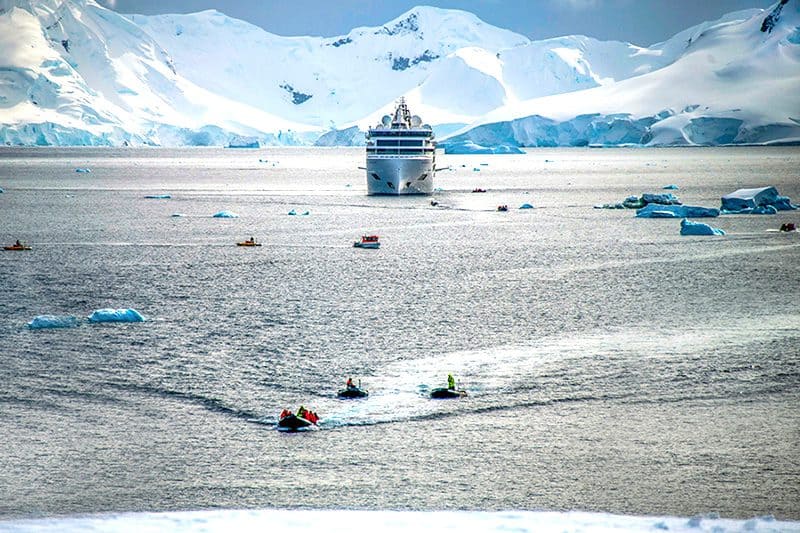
0,147,798,520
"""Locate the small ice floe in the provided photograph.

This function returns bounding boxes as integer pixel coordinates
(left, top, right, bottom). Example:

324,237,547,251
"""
87,308,145,323
28,315,80,329
145,194,171,199
663,184,679,190
212,211,239,218
680,218,725,236
74,168,91,173
301,210,310,216
288,209,297,216
636,204,719,218
472,167,481,172
721,186,798,214
0,187,4,193
519,203,534,209
171,213,186,217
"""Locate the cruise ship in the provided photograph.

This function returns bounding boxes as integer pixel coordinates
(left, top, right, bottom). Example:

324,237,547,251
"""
365,98,436,195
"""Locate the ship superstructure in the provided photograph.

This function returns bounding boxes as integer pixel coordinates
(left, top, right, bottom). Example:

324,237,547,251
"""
365,98,436,195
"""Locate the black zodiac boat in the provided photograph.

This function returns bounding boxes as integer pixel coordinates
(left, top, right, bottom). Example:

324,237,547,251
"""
430,387,468,399
277,410,319,432
337,385,369,399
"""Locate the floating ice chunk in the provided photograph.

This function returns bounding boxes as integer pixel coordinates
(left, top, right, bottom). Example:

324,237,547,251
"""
680,218,725,236
641,193,681,205
87,308,145,323
301,210,310,216
473,168,481,172
212,211,239,218
721,187,778,211
663,184,679,190
171,213,186,217
623,196,645,209
288,209,297,215
636,204,719,218
0,187,4,193
594,203,625,209
649,210,681,218
74,168,91,173
519,203,534,209
145,194,171,199
28,315,80,329
720,186,797,213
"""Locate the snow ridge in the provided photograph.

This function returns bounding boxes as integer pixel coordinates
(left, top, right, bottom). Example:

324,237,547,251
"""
0,1,798,146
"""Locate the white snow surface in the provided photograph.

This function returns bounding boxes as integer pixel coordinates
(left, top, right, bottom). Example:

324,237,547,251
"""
0,509,797,533
1,0,799,146
444,0,800,148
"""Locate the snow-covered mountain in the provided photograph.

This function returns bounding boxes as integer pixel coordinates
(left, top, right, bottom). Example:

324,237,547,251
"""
442,0,800,149
0,0,798,146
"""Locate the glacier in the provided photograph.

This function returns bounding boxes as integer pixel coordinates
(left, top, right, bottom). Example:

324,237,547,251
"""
87,308,145,323
1,1,799,146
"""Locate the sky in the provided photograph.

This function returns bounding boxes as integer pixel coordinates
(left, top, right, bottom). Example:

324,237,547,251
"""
101,0,773,46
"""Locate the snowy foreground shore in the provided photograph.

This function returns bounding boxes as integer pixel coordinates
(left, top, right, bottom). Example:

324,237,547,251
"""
1,510,798,533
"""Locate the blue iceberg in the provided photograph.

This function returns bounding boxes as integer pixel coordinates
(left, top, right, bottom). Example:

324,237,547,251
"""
636,204,720,218
647,210,681,218
87,308,145,323
145,194,171,199
663,184,679,190
680,218,725,236
288,209,297,215
519,203,534,209
720,186,798,213
212,211,239,218
28,315,80,329
75,168,91,173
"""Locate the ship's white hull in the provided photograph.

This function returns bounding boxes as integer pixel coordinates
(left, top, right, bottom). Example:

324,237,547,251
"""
366,157,435,195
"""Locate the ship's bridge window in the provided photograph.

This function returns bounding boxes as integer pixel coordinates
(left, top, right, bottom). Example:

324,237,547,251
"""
399,140,423,147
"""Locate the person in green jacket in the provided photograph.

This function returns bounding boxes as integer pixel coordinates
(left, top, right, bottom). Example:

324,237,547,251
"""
447,373,455,390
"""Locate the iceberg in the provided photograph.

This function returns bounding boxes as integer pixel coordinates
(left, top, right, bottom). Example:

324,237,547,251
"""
145,194,171,199
28,315,80,329
0,187,4,193
519,203,534,209
74,168,91,173
212,211,239,218
680,218,725,236
720,187,798,213
288,209,297,216
636,204,720,218
622,195,645,209
171,213,186,217
87,308,145,323
641,193,681,205
663,184,679,190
